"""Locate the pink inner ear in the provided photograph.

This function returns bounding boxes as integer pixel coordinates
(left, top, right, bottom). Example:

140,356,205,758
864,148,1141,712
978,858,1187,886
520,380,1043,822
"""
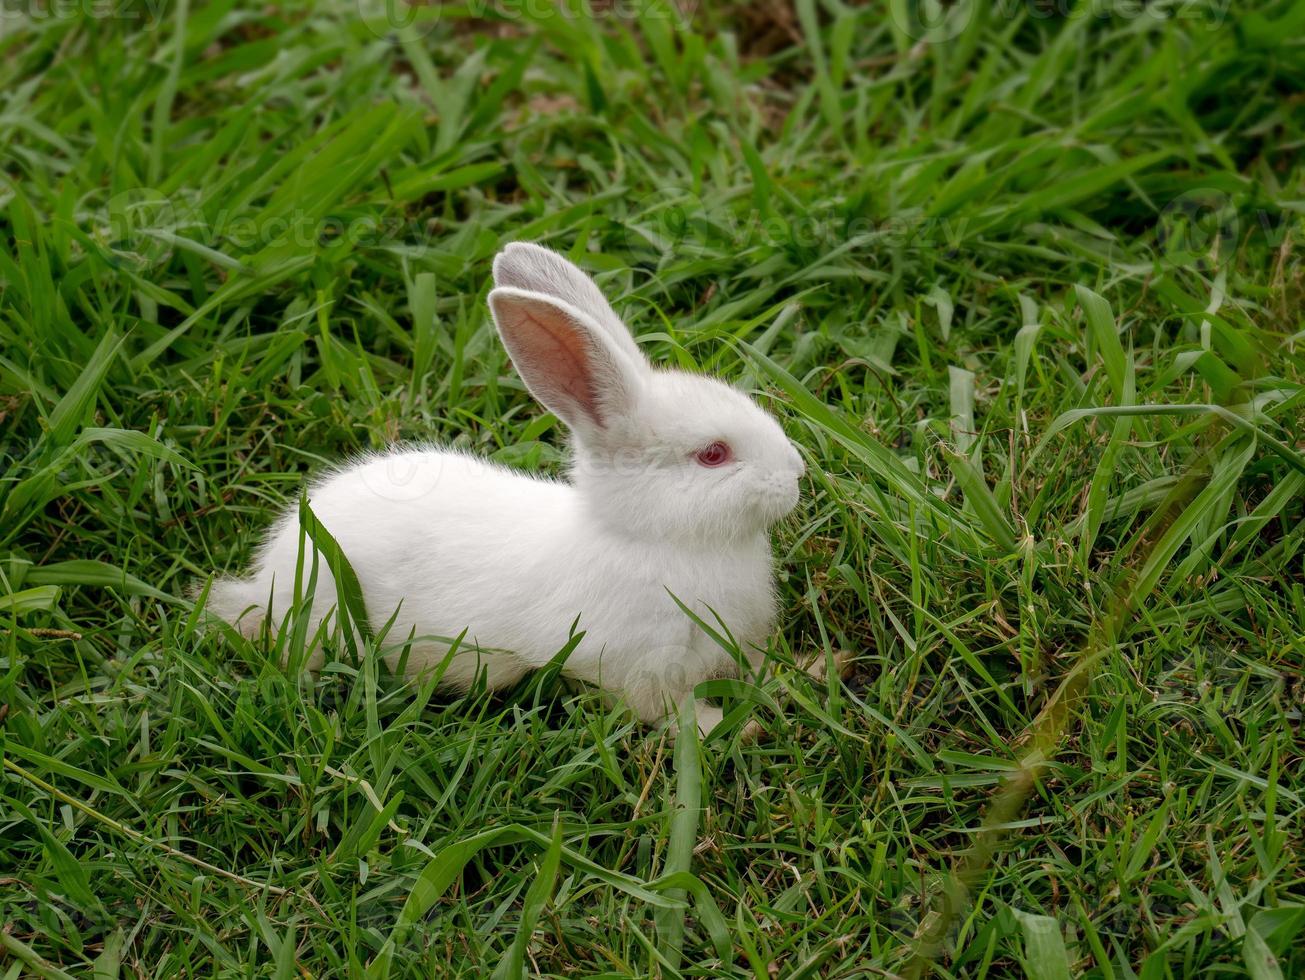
515,307,605,425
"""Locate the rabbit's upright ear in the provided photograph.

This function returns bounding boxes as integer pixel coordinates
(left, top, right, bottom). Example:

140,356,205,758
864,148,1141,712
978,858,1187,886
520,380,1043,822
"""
492,243,646,367
488,287,646,440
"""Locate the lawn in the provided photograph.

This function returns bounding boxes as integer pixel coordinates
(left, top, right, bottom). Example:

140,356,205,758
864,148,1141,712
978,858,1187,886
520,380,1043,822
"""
2,0,1304,976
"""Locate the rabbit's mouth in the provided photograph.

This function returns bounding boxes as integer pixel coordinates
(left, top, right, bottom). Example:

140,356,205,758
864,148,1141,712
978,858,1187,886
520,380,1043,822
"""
752,477,802,527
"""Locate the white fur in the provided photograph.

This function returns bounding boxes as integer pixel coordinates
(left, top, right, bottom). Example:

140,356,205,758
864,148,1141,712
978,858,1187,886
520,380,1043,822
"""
207,242,805,734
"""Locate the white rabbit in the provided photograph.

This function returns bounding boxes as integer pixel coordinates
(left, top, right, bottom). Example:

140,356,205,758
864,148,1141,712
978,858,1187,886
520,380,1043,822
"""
207,242,806,735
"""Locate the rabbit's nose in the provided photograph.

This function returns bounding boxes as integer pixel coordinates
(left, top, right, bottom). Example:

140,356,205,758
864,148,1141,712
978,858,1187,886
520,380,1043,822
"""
788,444,806,477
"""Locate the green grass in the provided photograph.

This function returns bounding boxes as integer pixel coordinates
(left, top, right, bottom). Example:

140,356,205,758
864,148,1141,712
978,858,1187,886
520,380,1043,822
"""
2,0,1304,975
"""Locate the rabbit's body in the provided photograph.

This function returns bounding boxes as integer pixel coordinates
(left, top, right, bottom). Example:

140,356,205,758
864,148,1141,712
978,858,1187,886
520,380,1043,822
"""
213,446,776,718
209,243,805,733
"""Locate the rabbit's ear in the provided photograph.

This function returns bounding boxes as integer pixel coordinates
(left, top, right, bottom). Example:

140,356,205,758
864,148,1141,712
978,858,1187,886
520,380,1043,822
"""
492,243,646,367
488,287,644,439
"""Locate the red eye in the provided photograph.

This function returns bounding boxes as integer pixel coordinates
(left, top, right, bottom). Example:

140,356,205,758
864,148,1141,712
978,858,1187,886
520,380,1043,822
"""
694,441,732,467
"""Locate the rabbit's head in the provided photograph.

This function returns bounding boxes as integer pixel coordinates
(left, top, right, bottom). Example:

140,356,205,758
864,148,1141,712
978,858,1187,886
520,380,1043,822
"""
488,243,805,545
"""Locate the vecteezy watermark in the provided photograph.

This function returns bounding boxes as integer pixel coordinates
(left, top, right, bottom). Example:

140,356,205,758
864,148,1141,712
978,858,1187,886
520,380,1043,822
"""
87,182,1296,283
89,189,441,272
886,0,1233,43
353,0,698,42
1,0,169,29
610,186,978,257
610,182,1298,276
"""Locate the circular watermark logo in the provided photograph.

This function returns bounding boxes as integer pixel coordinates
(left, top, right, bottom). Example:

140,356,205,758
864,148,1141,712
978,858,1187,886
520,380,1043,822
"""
889,0,978,43
356,0,444,41
102,187,178,269
611,186,708,255
355,451,447,502
1155,189,1240,270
